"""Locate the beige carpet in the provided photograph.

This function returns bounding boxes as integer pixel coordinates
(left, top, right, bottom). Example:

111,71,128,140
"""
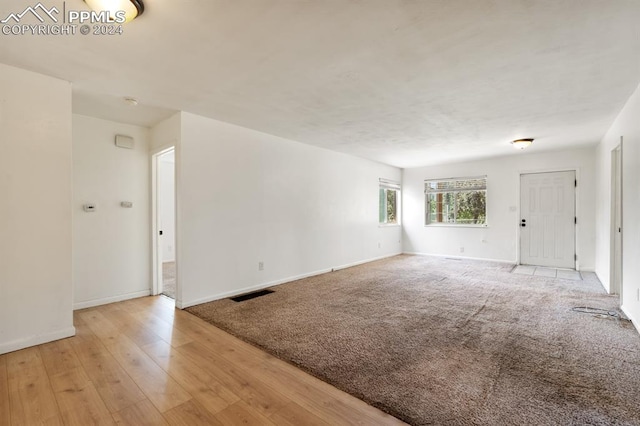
186,255,640,425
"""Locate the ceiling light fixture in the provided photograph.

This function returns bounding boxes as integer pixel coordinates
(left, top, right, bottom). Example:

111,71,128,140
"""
84,0,144,23
511,138,534,150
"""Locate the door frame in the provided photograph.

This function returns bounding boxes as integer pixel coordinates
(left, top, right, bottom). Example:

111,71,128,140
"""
517,167,579,269
151,145,176,298
610,140,623,297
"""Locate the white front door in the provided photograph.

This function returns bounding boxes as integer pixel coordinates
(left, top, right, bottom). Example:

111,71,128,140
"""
520,171,576,269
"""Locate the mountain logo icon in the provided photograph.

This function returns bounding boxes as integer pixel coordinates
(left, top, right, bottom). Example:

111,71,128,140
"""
1,3,59,24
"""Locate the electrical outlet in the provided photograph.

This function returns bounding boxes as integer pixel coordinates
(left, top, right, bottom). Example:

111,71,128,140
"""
459,247,465,253
258,261,264,271
378,242,381,248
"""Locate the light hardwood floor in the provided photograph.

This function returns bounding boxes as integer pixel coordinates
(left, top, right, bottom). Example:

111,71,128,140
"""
0,296,406,425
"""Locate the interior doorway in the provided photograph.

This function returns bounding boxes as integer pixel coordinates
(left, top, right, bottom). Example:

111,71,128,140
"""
610,142,623,298
520,170,576,269
153,148,176,300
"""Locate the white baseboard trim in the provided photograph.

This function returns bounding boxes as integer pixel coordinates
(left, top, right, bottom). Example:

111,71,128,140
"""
180,252,402,309
621,304,640,335
74,290,151,310
403,251,514,264
332,252,403,271
0,326,76,355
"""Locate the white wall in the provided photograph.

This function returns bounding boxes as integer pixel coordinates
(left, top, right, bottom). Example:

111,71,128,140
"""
403,147,596,270
159,152,176,263
0,64,75,354
595,82,640,329
72,115,151,309
177,112,402,308
150,112,181,152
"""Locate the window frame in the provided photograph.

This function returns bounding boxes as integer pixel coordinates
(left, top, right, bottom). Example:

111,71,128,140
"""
379,179,401,227
424,176,487,227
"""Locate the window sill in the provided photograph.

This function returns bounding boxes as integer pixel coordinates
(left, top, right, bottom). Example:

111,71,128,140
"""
424,224,488,228
379,224,402,228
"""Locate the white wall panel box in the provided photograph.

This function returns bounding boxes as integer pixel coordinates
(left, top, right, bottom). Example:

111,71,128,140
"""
115,135,134,149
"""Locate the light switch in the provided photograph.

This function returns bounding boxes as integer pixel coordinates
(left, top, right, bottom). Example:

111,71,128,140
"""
121,201,133,208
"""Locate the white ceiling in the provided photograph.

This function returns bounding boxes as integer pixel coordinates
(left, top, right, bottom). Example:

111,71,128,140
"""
1,0,639,168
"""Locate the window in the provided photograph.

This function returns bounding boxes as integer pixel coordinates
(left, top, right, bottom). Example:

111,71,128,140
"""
425,176,486,225
379,179,401,225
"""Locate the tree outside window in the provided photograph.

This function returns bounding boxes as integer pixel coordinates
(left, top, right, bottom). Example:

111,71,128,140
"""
380,180,401,225
425,177,486,225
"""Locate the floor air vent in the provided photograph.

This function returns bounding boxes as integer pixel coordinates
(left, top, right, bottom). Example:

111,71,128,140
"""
230,289,274,302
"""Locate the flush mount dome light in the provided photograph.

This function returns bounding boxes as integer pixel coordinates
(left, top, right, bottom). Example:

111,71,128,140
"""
84,0,144,23
123,97,138,106
511,138,534,150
